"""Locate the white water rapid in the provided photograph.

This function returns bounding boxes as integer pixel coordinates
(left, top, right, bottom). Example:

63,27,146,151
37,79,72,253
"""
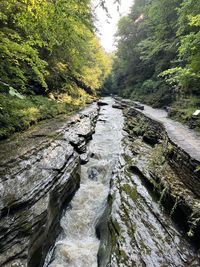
45,98,124,267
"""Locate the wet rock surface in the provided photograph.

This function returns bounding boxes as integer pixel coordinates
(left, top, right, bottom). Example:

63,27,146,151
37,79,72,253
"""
43,98,124,267
108,157,199,266
139,103,200,161
125,105,200,199
123,100,200,238
1,97,200,267
0,104,99,267
105,98,200,266
112,103,123,110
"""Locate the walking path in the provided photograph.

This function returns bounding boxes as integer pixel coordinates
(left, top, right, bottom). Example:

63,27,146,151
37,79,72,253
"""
137,104,200,162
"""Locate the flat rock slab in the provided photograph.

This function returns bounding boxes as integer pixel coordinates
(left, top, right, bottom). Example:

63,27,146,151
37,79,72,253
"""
134,103,144,110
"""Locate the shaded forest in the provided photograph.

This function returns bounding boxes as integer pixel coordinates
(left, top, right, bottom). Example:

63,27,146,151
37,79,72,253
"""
0,0,111,139
105,0,200,129
1,0,200,138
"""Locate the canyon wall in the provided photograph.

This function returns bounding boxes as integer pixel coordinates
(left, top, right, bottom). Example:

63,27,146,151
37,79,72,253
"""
0,104,99,267
127,107,200,198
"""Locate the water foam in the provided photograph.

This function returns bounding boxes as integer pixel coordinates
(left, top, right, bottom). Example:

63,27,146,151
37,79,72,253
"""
45,98,124,267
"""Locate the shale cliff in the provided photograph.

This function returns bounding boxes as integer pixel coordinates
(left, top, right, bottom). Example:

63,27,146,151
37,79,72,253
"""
0,104,99,267
114,98,200,242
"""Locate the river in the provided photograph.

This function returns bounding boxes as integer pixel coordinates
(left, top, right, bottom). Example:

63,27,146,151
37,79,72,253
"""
44,97,197,267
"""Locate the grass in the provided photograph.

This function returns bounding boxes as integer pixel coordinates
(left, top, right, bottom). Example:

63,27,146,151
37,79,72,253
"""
0,89,93,140
169,96,200,131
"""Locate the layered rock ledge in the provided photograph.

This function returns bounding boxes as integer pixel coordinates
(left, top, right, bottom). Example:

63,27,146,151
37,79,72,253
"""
0,104,99,267
114,97,200,241
127,106,200,196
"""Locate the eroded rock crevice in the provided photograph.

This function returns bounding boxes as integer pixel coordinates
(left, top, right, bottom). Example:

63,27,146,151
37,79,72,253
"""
0,104,99,267
104,98,200,266
123,106,200,238
1,97,200,267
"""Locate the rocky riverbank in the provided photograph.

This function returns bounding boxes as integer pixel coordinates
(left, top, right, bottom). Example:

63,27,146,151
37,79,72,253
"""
113,98,200,244
96,98,200,267
0,103,99,267
1,97,200,267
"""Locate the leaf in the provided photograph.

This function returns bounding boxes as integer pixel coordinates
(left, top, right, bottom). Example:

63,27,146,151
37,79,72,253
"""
195,166,200,173
9,87,25,99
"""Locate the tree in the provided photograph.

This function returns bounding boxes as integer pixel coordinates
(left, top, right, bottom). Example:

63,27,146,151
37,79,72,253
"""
110,0,200,107
0,0,111,96
161,0,200,94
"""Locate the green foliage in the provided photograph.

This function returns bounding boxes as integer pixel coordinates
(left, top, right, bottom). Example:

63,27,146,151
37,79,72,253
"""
0,92,92,140
121,183,138,201
0,31,48,93
195,166,200,173
160,67,200,94
109,0,200,110
168,96,200,130
149,145,166,168
0,0,111,96
0,0,112,138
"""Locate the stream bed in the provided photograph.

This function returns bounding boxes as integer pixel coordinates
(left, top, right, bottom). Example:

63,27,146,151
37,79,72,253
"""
44,98,124,267
44,98,197,267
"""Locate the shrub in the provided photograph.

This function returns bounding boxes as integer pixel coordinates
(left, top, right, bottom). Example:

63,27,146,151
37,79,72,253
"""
0,92,92,139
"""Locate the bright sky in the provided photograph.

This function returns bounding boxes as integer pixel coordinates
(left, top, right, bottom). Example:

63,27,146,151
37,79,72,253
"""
93,0,133,52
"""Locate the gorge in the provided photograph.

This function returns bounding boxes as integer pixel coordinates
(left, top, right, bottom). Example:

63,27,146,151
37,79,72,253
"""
0,98,200,267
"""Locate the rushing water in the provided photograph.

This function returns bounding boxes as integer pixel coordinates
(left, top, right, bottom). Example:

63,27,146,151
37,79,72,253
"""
44,97,198,267
44,98,124,267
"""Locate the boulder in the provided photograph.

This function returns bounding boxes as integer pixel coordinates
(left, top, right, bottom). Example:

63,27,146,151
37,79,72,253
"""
143,130,159,145
112,103,123,110
134,103,144,110
97,101,109,106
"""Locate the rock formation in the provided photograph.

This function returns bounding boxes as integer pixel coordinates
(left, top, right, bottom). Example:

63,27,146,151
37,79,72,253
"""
0,104,99,267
